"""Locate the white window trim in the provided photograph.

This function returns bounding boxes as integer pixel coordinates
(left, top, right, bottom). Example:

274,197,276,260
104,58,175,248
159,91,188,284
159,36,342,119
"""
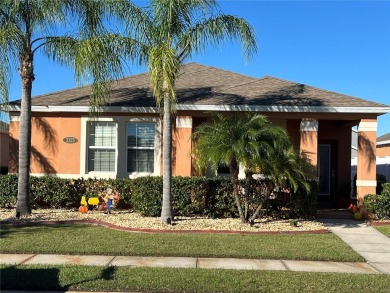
80,117,118,178
80,116,161,179
126,117,161,179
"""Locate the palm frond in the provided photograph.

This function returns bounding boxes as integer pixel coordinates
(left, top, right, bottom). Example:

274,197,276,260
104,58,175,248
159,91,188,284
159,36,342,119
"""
148,43,180,107
178,14,257,61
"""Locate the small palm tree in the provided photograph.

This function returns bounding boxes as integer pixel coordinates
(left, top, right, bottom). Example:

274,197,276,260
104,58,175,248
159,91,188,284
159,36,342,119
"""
193,113,309,224
0,0,135,216
118,0,258,223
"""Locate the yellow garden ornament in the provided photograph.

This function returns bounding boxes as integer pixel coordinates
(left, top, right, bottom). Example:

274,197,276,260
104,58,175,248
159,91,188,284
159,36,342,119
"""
88,197,99,206
80,196,87,206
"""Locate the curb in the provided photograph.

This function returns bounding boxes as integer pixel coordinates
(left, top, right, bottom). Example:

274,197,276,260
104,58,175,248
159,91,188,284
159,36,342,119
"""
370,220,390,227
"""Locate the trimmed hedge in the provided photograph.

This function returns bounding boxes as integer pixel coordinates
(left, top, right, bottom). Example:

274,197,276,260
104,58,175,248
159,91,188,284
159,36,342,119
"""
0,174,318,219
364,183,390,220
0,174,18,208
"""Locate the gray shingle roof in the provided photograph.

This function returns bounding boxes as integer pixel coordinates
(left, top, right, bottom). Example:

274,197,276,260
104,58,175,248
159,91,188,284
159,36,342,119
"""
10,62,389,110
377,133,390,143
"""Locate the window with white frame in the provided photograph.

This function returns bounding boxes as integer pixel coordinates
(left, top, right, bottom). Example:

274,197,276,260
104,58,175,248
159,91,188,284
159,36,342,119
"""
127,123,155,173
87,121,117,172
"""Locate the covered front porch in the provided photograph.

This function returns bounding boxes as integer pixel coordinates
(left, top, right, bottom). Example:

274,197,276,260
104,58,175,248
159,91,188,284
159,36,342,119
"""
297,117,377,208
173,113,378,209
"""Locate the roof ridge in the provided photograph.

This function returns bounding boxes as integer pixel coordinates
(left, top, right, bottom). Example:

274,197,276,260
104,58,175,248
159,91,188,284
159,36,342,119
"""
178,62,214,77
257,76,387,106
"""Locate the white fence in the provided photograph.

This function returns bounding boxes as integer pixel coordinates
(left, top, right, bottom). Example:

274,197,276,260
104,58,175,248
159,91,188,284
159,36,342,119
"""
351,157,390,190
377,157,390,182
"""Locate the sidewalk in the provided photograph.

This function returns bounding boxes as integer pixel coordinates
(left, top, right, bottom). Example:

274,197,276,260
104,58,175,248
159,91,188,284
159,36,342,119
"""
319,218,390,274
1,218,389,275
0,252,382,274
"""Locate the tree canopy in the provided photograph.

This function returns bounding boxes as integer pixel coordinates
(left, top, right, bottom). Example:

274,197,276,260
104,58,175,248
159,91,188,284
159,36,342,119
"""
193,113,310,224
115,0,258,223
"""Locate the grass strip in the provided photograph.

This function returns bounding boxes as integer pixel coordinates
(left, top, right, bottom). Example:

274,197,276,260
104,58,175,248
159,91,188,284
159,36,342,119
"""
1,265,389,293
375,224,390,237
0,224,363,261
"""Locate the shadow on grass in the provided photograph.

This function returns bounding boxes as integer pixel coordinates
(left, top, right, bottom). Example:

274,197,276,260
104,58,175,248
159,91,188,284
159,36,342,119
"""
0,265,117,291
0,266,66,291
0,223,87,239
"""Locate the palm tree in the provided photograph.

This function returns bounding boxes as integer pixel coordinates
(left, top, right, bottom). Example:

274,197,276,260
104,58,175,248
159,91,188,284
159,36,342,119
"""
118,0,258,224
192,113,309,224
0,0,136,217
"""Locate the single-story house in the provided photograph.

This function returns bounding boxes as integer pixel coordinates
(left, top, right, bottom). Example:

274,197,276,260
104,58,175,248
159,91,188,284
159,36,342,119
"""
376,133,390,181
377,133,390,157
7,63,390,207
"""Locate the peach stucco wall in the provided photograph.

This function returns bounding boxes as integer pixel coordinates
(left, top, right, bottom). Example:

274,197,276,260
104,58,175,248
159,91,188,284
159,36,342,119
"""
7,110,379,207
377,145,390,157
356,118,377,203
9,114,81,175
173,126,192,177
299,119,318,169
172,116,194,176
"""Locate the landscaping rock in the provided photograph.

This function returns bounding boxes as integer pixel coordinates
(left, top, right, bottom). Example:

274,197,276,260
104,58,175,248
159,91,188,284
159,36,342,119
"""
0,209,326,232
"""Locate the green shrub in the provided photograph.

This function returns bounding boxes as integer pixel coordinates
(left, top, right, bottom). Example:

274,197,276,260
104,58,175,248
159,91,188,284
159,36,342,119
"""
261,179,317,219
204,178,237,218
0,174,18,208
107,178,132,209
30,176,71,208
131,176,163,216
288,180,318,218
0,174,318,220
129,176,236,218
172,177,207,216
0,175,131,210
364,183,390,220
376,174,387,195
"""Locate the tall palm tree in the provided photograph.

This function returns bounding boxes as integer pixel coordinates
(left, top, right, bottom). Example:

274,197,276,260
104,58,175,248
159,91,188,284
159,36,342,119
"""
118,0,258,224
0,0,136,217
192,113,309,224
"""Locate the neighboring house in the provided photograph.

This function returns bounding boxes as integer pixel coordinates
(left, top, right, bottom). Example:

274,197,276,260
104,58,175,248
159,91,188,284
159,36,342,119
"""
376,133,390,181
352,132,390,183
7,63,390,207
0,121,9,174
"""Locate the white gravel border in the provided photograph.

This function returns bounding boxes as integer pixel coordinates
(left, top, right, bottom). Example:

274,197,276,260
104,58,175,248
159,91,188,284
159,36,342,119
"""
0,208,327,232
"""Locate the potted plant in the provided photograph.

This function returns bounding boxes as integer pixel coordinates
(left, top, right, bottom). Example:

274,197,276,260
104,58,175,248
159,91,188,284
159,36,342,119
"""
349,204,363,220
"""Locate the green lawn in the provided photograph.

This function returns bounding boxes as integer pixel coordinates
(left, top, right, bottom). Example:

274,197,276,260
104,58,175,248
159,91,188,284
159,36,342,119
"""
0,223,363,261
1,265,389,293
375,224,390,237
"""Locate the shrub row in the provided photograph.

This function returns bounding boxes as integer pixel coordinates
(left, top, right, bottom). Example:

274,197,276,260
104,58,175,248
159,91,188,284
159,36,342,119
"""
364,182,390,220
0,175,132,210
0,175,318,219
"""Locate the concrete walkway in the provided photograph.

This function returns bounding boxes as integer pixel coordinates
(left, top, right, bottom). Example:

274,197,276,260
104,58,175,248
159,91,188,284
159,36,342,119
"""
319,219,390,274
0,253,382,274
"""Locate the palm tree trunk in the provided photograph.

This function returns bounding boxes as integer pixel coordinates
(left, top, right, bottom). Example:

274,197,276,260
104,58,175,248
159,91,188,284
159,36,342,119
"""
160,94,173,224
244,170,253,222
230,158,245,223
249,202,263,223
249,180,274,223
15,56,34,217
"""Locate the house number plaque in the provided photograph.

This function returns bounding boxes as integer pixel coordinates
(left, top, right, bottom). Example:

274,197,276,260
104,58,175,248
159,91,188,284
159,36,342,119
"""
63,137,78,144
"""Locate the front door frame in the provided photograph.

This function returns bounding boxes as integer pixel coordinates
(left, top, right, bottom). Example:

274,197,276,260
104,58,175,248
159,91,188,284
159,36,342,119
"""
318,140,338,207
